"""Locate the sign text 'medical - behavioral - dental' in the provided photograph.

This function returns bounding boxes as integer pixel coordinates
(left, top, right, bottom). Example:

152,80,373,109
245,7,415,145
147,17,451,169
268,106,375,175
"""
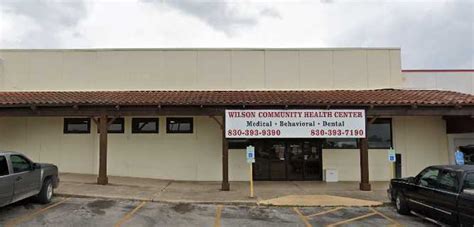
225,109,366,138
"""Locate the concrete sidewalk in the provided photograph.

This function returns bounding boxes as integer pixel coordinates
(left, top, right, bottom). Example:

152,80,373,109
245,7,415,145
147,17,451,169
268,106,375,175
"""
56,173,389,207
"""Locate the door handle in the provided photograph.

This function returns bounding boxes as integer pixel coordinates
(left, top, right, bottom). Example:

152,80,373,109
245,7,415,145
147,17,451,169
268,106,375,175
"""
16,176,22,181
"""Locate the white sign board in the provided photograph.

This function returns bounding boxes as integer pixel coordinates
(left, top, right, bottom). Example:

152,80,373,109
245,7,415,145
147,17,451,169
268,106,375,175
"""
388,149,396,162
225,109,366,138
246,145,255,163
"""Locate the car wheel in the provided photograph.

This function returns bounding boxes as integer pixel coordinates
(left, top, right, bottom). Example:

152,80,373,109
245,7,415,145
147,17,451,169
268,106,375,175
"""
37,178,53,204
395,193,410,215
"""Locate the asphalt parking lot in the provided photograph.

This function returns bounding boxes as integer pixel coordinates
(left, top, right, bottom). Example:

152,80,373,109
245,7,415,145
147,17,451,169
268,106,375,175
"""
0,196,436,227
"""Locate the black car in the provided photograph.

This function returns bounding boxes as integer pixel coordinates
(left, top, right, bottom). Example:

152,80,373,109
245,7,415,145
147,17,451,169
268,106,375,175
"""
388,165,474,226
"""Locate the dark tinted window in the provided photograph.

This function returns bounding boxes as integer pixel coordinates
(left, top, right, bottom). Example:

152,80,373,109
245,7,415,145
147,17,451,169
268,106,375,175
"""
323,138,358,149
132,118,159,133
460,145,474,165
64,118,90,134
367,119,392,149
10,155,31,173
228,139,251,149
97,118,125,134
438,170,459,193
167,118,193,133
0,156,9,176
463,173,474,191
418,168,440,188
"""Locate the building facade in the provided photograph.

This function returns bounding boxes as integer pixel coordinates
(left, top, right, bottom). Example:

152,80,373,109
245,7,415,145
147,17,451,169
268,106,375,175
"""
403,69,474,166
0,49,473,191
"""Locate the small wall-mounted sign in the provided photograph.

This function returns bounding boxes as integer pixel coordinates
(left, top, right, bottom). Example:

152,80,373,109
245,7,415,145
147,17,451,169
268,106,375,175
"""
388,148,396,163
455,150,465,165
246,145,255,163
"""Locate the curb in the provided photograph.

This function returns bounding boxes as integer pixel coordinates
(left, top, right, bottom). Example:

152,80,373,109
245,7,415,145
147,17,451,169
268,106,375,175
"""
55,193,259,206
56,193,391,208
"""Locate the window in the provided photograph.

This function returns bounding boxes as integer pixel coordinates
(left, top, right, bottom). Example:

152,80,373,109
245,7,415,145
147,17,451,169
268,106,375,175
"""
167,118,193,133
460,145,474,165
97,118,125,134
367,118,392,149
321,119,392,150
228,139,252,149
132,118,159,134
417,168,440,188
10,155,31,173
464,173,474,192
0,156,9,176
64,118,91,134
323,138,358,149
438,170,459,193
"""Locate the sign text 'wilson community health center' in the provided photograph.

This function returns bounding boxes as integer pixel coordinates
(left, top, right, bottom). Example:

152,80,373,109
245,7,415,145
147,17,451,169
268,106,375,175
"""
225,109,366,138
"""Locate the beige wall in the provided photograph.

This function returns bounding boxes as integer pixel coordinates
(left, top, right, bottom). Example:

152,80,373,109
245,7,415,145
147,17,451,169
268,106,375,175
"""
403,71,474,94
0,48,402,91
323,116,449,181
0,115,449,182
0,116,248,181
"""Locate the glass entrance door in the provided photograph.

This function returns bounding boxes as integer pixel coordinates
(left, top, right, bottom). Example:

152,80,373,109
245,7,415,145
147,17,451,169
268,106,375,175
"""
287,142,304,180
302,141,322,180
253,139,322,181
253,140,286,180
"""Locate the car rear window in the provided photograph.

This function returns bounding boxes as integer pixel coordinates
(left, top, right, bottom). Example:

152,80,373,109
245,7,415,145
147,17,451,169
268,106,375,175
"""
0,156,9,176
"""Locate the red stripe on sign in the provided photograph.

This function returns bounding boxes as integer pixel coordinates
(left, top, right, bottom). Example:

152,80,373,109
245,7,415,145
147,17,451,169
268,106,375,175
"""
402,69,474,73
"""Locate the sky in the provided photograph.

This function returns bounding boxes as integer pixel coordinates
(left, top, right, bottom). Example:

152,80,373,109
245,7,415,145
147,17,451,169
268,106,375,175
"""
0,0,473,69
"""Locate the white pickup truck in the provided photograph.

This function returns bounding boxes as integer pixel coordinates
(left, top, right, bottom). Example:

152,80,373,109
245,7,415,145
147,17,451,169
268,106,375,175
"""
0,151,59,207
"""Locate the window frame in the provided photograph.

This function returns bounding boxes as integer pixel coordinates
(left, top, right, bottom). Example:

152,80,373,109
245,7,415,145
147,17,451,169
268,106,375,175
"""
166,117,194,134
97,118,125,134
416,167,440,189
437,169,460,193
317,118,393,150
132,118,159,134
10,154,32,174
322,138,359,149
64,118,91,134
367,118,393,149
228,139,252,149
463,172,474,192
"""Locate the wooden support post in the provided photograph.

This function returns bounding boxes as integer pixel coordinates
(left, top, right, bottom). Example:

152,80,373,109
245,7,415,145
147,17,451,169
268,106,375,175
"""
359,137,371,191
221,116,230,191
97,114,109,185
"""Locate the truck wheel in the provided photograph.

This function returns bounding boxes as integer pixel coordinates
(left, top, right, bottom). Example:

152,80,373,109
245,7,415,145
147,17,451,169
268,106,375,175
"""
395,193,410,215
37,178,54,204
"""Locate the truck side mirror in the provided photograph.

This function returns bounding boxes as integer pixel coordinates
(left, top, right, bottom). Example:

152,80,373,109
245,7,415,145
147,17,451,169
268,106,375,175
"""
32,163,41,170
407,176,416,184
